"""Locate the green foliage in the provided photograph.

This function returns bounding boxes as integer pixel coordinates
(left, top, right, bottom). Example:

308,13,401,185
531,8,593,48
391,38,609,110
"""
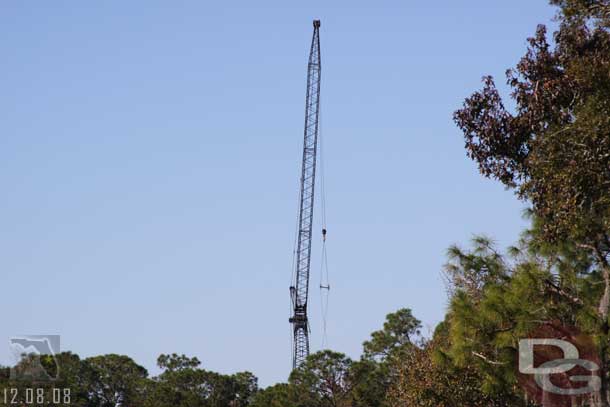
1,352,258,407
443,230,606,403
250,383,294,407
252,308,423,407
363,308,421,361
52,352,96,406
3,4,607,406
386,328,518,407
157,353,201,372
454,17,610,248
549,0,610,25
444,236,509,299
454,4,610,399
146,353,258,407
348,359,388,407
84,354,148,407
289,350,353,407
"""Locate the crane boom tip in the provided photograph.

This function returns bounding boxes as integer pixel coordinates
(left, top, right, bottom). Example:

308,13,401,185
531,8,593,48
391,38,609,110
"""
313,20,321,28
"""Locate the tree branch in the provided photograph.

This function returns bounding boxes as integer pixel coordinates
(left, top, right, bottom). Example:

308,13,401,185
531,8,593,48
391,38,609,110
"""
544,278,584,306
471,351,507,366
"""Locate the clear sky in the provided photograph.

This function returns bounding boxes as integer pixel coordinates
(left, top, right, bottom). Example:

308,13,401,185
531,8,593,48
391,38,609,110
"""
1,1,558,387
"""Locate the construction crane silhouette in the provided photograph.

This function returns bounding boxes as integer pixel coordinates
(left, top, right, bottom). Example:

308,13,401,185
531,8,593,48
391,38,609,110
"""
289,19,322,370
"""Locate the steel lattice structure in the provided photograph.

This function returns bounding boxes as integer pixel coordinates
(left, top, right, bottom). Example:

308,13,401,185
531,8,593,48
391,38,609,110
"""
289,19,322,370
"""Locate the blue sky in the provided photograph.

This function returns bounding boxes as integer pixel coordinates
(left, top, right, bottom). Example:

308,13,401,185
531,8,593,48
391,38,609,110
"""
1,1,557,386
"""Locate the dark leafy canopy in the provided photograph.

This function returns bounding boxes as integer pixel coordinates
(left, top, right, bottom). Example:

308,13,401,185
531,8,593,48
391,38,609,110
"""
157,353,201,372
454,11,610,402
250,383,293,407
453,3,610,403
347,359,388,407
0,352,258,407
454,14,610,245
147,353,258,407
550,0,610,24
84,354,148,407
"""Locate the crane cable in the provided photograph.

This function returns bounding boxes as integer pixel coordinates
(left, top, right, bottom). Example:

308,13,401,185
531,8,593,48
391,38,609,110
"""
318,101,331,349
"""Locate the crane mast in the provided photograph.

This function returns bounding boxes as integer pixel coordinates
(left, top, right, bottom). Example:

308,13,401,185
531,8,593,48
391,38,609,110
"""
289,19,322,370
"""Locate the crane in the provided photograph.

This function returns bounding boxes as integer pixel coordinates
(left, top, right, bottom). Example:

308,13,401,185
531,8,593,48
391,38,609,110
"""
289,19,322,370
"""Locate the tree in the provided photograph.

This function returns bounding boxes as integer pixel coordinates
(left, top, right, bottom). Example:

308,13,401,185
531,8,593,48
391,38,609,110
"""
348,359,388,407
355,308,422,406
362,308,421,361
444,236,509,300
386,323,516,407
454,1,610,402
84,354,148,407
442,227,607,405
230,371,258,407
550,0,610,25
145,354,206,407
289,350,353,407
157,353,201,372
51,352,96,406
145,353,258,407
1,350,259,407
250,383,295,407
